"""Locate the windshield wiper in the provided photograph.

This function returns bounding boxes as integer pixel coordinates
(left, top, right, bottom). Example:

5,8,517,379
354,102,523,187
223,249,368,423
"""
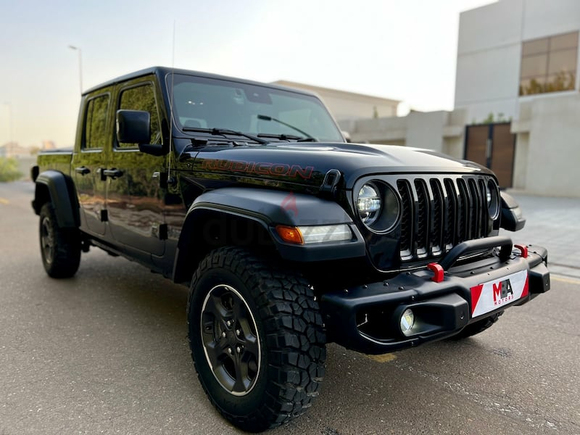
182,127,269,145
257,133,317,142
257,115,316,141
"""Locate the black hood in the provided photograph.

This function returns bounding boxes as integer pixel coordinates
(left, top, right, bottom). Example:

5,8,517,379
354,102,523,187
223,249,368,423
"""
188,142,494,191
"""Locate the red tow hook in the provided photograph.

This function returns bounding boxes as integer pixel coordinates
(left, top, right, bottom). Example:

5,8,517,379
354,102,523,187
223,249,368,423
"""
427,262,445,283
514,244,529,258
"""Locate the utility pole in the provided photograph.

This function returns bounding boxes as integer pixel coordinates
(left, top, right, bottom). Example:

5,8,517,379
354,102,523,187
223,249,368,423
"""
68,45,83,95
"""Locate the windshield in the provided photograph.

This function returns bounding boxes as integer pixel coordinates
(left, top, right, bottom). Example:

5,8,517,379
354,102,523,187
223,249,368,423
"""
168,74,344,142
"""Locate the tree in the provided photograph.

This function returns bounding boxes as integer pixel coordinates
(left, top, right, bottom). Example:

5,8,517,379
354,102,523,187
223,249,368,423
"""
0,157,23,182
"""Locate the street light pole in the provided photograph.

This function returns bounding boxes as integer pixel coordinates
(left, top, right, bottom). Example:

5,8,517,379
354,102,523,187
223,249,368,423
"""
68,45,83,95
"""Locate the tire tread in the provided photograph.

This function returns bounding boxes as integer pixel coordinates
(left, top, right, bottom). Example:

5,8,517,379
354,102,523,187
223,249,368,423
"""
187,246,326,432
39,203,81,278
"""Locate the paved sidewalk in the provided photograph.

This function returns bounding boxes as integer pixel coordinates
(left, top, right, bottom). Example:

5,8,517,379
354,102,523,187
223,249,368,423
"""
502,192,580,279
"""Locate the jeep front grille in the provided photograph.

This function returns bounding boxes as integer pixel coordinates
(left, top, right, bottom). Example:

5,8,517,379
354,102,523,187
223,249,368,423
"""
396,176,493,262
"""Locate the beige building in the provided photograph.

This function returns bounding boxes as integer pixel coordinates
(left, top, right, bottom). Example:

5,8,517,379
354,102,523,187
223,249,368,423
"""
42,140,56,150
455,0,580,197
272,80,400,122
0,142,32,158
334,0,580,198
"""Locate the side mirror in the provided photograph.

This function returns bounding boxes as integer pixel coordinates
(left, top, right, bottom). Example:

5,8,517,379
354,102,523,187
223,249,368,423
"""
116,110,151,144
500,191,526,232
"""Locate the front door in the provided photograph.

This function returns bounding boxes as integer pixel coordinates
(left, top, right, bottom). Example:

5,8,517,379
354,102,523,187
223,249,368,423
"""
106,80,166,256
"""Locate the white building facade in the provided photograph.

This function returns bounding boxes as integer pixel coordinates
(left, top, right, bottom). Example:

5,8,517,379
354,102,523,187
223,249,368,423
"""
455,0,579,123
455,0,580,197
338,0,579,197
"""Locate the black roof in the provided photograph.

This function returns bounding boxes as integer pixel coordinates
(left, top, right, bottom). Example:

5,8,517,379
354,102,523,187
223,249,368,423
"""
83,66,317,98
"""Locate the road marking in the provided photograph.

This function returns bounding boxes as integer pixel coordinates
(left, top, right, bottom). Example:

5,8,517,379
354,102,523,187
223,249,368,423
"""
365,353,397,363
0,197,9,205
552,275,580,285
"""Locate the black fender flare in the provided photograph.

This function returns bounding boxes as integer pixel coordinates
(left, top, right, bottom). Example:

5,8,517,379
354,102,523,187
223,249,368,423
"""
172,187,366,283
33,170,80,228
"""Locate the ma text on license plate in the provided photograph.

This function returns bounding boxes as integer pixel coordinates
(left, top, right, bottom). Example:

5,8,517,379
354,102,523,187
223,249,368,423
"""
470,270,529,318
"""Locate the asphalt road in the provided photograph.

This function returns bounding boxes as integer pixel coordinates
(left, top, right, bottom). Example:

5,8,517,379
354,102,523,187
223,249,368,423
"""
1,181,579,435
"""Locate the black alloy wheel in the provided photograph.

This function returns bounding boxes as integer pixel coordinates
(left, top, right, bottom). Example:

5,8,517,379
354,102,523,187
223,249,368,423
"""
200,284,261,396
188,247,326,432
39,203,81,278
40,214,55,265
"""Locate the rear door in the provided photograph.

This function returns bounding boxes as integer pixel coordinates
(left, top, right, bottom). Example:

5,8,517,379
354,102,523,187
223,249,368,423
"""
105,78,166,255
71,90,112,236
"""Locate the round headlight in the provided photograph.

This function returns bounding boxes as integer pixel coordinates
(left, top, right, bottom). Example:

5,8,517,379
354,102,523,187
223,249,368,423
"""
357,184,381,225
356,181,400,233
485,184,492,205
486,179,500,219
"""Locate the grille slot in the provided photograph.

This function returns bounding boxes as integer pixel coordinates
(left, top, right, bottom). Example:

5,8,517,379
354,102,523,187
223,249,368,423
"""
430,179,444,256
397,180,413,260
398,176,492,262
414,179,429,258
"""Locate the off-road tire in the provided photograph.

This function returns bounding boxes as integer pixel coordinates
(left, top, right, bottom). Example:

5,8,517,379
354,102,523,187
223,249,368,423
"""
187,247,326,433
451,311,503,340
39,203,81,278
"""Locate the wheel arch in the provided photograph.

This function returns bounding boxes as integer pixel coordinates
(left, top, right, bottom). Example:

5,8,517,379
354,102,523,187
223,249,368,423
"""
33,170,80,229
172,187,363,285
173,206,277,285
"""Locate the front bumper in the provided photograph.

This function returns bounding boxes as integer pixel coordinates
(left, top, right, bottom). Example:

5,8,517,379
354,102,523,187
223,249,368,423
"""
320,236,550,355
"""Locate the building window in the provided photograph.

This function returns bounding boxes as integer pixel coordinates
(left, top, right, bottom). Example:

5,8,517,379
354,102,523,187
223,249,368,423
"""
519,31,578,96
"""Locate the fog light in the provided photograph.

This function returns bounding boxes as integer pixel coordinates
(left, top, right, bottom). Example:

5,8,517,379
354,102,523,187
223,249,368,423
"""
400,309,415,336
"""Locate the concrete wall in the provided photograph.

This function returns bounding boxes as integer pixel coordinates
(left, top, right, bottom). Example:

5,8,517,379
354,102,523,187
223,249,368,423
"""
455,0,580,123
522,0,580,41
338,109,467,160
273,80,399,122
512,93,580,197
454,0,580,197
455,0,524,122
319,94,397,121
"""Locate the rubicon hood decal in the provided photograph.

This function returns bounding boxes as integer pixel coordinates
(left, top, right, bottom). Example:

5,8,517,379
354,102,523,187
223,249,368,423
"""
201,159,314,180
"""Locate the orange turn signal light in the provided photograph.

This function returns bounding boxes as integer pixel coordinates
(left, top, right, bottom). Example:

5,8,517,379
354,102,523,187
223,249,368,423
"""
275,225,304,245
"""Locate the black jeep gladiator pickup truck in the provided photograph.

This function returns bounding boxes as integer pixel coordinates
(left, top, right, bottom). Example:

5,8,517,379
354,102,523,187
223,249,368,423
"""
32,67,550,432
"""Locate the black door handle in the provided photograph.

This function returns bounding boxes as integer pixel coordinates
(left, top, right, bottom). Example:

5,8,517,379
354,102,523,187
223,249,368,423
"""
102,168,124,179
75,166,90,175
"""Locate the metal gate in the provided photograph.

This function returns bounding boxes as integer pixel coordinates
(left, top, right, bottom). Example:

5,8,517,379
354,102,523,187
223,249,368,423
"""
464,123,516,188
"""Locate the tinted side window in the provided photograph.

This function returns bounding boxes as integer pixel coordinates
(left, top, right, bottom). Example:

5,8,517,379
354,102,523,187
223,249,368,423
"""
84,94,110,150
118,84,161,148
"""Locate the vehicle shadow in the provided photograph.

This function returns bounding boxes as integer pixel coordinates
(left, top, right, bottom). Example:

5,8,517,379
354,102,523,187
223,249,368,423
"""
47,251,525,434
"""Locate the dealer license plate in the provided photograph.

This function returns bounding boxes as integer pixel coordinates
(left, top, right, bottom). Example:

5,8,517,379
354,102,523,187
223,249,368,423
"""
470,270,529,318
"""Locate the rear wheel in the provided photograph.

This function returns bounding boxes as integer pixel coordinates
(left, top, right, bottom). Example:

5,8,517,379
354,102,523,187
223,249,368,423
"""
39,203,81,278
187,247,326,432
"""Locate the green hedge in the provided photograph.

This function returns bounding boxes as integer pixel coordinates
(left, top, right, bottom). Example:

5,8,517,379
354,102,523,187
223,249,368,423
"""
0,157,23,182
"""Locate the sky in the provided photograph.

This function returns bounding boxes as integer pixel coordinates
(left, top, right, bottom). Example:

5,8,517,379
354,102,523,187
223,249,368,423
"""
0,0,495,148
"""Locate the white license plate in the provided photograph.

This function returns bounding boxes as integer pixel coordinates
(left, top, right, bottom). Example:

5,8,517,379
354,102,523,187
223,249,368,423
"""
470,270,529,318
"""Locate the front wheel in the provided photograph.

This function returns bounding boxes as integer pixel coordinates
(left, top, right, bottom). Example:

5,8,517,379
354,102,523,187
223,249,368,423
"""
187,247,326,432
